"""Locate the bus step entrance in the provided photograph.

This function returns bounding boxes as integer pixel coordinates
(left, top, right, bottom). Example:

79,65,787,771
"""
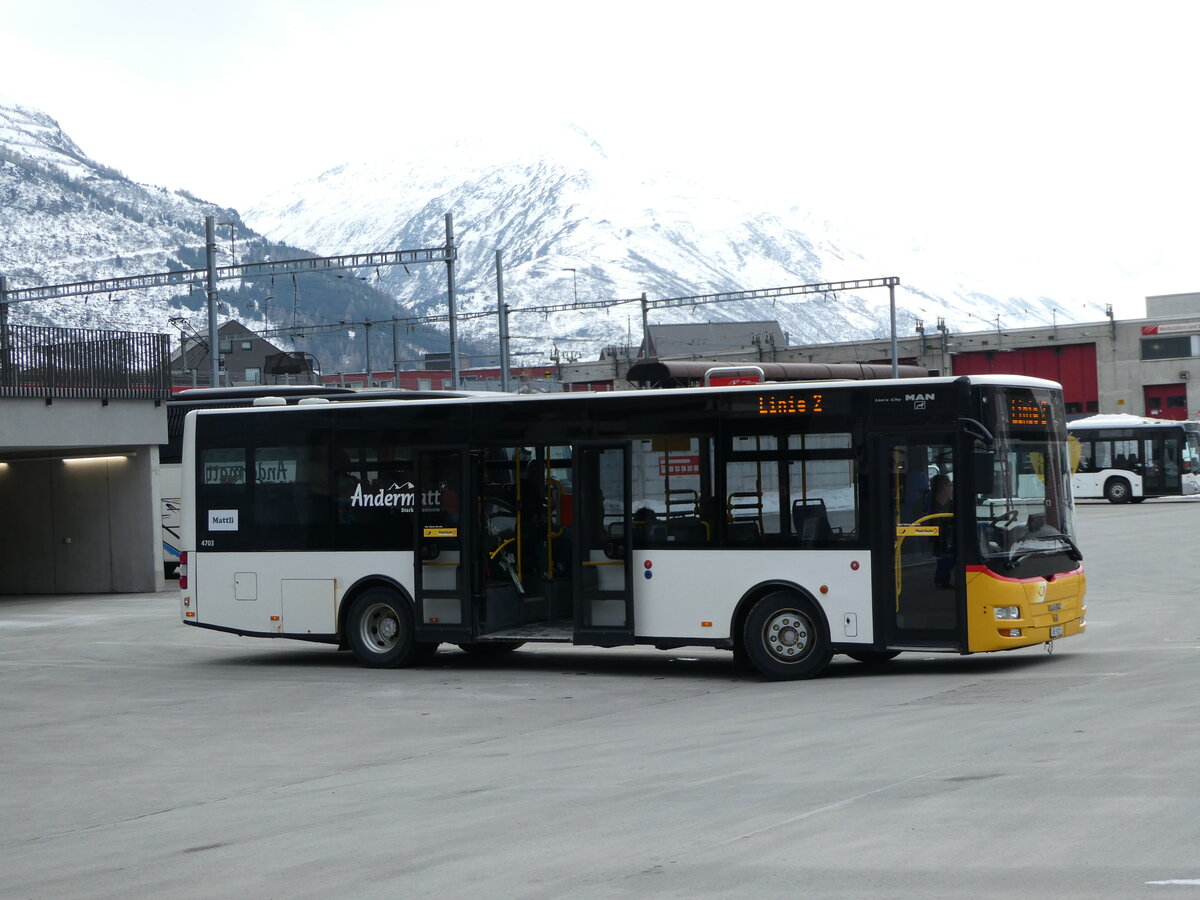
522,594,549,622
480,619,573,642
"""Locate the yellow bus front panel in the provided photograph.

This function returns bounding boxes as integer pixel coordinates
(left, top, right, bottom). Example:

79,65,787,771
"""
964,564,1086,653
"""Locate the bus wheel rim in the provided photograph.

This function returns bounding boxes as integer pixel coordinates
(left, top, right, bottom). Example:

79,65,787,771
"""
361,602,400,653
763,609,811,663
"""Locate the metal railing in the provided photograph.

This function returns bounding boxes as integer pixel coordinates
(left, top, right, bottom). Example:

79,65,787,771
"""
0,324,171,400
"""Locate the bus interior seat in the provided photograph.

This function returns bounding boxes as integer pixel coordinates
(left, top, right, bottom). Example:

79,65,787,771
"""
725,491,764,544
666,488,701,519
725,520,761,544
665,517,709,543
726,491,763,518
792,499,834,545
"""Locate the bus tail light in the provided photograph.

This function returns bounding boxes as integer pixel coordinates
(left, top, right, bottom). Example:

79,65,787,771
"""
179,551,188,589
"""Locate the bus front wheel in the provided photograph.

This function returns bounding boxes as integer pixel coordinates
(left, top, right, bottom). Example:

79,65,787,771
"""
346,588,424,668
742,592,832,680
1104,477,1132,504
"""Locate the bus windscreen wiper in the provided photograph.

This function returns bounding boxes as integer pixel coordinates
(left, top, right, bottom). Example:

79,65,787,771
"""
1007,532,1083,568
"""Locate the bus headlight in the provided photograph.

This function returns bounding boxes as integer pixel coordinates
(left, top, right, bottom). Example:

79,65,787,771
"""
994,606,1021,619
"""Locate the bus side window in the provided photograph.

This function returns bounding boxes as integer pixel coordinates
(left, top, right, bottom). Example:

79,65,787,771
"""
197,446,250,547
630,435,715,547
788,434,857,543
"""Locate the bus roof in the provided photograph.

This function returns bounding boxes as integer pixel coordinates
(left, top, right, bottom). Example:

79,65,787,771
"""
171,385,356,401
624,358,930,386
184,373,1065,419
325,389,512,402
1068,413,1195,429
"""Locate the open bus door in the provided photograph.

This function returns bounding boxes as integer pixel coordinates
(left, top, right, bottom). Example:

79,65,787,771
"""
413,446,476,643
571,442,635,645
874,434,965,651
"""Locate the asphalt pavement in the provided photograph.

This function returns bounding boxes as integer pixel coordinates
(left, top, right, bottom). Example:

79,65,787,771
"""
1,499,1198,899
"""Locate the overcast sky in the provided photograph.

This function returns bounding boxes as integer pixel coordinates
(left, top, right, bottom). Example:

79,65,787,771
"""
2,0,1198,317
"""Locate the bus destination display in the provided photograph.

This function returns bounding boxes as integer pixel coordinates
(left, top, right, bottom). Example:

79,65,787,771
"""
1008,397,1052,427
757,392,826,416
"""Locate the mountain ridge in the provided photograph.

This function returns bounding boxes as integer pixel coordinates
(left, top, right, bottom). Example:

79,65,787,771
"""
246,124,1108,358
2,97,1107,369
0,99,447,374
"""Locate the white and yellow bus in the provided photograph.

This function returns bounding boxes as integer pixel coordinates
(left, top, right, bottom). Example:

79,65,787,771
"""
179,374,1085,680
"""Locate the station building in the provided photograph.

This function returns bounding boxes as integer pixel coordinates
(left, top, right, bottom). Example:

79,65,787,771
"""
0,325,169,594
563,293,1200,419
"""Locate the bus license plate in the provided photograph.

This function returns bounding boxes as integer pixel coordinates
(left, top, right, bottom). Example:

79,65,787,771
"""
1050,625,1064,638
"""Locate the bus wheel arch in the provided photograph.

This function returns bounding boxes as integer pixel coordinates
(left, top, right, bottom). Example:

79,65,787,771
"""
338,575,411,637
733,583,834,680
340,579,435,668
1103,477,1132,503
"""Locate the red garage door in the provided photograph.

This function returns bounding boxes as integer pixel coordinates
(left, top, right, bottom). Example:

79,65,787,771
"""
1143,383,1188,420
950,344,1098,416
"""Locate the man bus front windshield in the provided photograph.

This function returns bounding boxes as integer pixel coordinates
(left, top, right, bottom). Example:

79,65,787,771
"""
975,390,1081,578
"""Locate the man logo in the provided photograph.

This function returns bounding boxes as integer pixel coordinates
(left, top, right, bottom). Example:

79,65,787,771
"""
905,393,935,402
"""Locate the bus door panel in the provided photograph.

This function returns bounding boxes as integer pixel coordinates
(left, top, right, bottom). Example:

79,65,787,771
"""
1142,436,1171,496
507,444,574,625
571,442,634,643
413,446,475,638
874,435,964,649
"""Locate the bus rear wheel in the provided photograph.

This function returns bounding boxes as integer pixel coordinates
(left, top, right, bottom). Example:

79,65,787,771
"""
1104,477,1132,503
742,592,832,680
346,588,423,668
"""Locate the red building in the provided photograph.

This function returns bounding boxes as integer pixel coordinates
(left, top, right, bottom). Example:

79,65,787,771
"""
950,344,1100,417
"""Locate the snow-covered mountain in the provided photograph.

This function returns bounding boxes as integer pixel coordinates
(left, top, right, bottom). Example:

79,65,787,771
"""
3,96,1108,369
246,124,1111,359
0,99,441,373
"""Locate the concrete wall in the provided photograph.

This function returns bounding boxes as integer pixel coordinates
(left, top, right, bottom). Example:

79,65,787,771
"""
0,398,165,452
0,398,166,594
1146,293,1200,318
0,448,163,594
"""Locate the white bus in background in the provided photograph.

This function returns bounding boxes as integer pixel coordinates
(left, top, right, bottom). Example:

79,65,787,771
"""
1067,413,1200,503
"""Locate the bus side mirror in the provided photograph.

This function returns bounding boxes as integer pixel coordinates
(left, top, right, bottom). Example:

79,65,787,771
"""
973,450,996,495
